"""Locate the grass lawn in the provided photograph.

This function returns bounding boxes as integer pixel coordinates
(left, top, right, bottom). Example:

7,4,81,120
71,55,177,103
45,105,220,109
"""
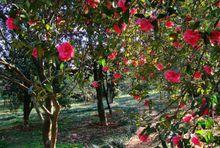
0,95,139,148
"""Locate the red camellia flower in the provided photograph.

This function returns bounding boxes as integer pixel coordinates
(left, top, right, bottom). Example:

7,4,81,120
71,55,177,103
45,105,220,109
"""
86,0,100,8
123,58,129,65
121,22,127,31
179,102,186,109
133,95,140,100
56,42,74,61
102,66,109,72
164,70,181,83
28,20,37,26
91,81,100,88
144,100,149,107
113,73,122,79
113,23,127,34
117,0,127,13
165,21,174,28
105,28,111,33
202,108,210,115
136,18,154,32
172,135,182,145
191,134,201,146
123,67,129,73
209,30,220,46
136,127,150,143
32,48,38,58
172,41,183,49
130,8,137,15
203,65,213,75
201,97,207,105
182,114,193,123
193,71,202,79
156,63,164,71
108,52,117,60
175,26,182,32
183,29,201,47
6,17,18,30
138,133,149,142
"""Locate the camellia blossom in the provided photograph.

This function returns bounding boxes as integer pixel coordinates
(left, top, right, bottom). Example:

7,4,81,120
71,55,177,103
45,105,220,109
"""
113,73,122,79
56,42,74,61
203,65,213,75
130,8,137,15
117,0,127,13
183,29,201,47
136,18,154,32
28,20,37,26
191,134,201,146
6,17,18,30
136,127,150,142
193,71,202,79
179,102,186,109
102,66,109,72
91,81,100,88
202,108,210,115
32,48,38,58
108,52,117,60
165,21,174,28
156,63,164,71
182,114,193,123
172,135,182,145
121,22,127,31
133,95,140,100
172,41,183,49
86,0,100,8
209,30,220,46
113,23,127,34
123,67,129,73
164,70,181,83
144,100,149,107
138,133,149,142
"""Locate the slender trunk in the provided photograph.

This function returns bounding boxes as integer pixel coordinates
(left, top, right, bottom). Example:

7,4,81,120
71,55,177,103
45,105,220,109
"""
96,88,106,123
23,95,33,128
42,97,52,148
103,81,112,115
108,80,115,104
93,62,106,124
51,93,61,148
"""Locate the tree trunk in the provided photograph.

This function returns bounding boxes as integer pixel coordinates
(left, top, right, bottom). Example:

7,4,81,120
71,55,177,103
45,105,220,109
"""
104,82,112,115
51,93,61,148
42,97,52,148
23,94,33,128
108,82,113,104
93,62,106,124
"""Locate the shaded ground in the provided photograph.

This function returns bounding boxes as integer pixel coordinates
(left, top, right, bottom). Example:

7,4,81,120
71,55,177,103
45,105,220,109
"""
0,95,140,148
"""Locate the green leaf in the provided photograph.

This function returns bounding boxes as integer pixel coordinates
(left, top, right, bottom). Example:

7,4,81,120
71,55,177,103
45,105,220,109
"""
185,64,192,75
196,130,214,143
60,63,64,70
144,0,151,6
197,120,206,128
210,94,218,105
43,83,53,93
205,118,214,129
98,59,106,66
26,0,30,9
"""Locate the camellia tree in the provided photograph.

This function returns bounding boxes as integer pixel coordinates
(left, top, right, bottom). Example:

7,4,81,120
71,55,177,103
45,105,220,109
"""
106,0,220,147
0,0,219,148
